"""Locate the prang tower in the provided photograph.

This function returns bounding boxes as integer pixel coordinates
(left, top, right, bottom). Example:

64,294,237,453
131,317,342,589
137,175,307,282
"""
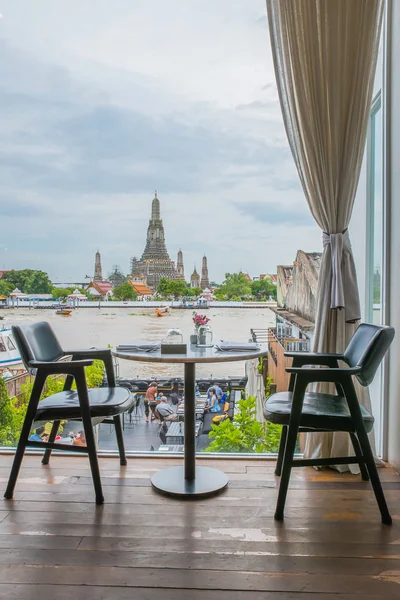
177,249,185,280
94,250,103,281
130,192,179,290
200,255,210,290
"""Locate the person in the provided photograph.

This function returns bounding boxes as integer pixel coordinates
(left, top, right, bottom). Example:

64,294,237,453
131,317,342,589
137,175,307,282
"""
207,385,223,402
73,430,87,447
155,396,179,422
204,388,221,413
28,426,49,442
144,382,158,422
1,368,13,379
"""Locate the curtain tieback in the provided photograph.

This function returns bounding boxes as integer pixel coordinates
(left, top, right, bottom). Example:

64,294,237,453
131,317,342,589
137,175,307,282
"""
322,230,361,322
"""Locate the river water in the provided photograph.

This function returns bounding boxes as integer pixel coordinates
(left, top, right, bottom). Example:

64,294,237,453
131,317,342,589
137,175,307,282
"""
4,307,274,379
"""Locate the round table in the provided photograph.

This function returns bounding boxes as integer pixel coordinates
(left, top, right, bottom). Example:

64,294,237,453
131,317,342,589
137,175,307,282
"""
113,344,268,499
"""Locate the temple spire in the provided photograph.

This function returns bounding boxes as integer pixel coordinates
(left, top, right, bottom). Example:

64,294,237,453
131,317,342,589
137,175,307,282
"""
200,255,210,290
151,191,160,221
94,250,103,281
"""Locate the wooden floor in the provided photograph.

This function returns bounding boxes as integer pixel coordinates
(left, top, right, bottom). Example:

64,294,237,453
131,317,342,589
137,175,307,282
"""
0,454,398,599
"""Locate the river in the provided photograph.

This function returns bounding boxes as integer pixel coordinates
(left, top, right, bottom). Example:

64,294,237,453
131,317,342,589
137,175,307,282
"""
3,307,275,379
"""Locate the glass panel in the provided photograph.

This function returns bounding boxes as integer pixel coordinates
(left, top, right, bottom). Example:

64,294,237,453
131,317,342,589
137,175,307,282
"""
367,96,384,456
6,337,16,351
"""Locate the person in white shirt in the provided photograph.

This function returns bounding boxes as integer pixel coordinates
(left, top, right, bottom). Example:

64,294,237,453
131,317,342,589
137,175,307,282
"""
155,396,179,422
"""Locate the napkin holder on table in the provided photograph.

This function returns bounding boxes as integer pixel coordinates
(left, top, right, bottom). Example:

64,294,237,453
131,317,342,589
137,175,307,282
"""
161,343,187,355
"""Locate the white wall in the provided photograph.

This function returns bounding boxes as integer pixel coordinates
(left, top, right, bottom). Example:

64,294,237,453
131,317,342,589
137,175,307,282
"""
387,0,400,473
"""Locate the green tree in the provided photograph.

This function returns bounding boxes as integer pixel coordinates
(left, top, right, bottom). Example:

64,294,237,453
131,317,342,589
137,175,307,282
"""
113,282,137,301
2,269,52,294
251,278,277,300
157,278,189,299
218,272,252,299
205,395,282,453
0,280,13,297
51,287,74,300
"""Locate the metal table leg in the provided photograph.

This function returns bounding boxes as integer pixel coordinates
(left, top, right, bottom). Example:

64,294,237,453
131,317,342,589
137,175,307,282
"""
151,362,229,498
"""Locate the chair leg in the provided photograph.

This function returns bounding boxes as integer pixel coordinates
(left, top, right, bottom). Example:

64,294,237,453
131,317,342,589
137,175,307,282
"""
114,415,127,466
349,432,369,481
275,425,287,476
75,371,104,505
274,422,299,521
355,423,391,525
4,372,46,500
42,420,61,465
344,382,391,525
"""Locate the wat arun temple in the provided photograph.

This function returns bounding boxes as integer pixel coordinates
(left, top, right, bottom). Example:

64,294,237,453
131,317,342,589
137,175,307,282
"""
130,192,210,291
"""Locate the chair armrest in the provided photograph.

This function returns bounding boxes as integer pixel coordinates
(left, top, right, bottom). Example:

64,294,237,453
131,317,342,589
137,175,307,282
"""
29,359,93,373
286,365,360,383
64,348,110,360
284,352,343,359
284,352,344,369
64,348,115,386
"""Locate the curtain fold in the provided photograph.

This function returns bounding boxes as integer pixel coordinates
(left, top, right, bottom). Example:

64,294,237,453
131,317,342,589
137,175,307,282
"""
266,0,384,469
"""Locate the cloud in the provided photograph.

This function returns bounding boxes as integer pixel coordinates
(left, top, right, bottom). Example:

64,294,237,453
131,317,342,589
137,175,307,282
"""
232,199,315,227
0,2,322,282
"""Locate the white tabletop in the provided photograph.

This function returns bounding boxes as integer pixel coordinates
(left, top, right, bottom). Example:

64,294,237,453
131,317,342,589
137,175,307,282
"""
113,344,268,364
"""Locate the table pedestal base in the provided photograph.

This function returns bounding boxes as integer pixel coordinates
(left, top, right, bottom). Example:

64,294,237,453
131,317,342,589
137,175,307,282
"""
151,466,229,498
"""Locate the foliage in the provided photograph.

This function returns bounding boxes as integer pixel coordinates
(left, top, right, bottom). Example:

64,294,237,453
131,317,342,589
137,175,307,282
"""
0,378,27,446
205,395,282,453
113,282,138,301
157,278,189,299
2,269,53,294
192,312,210,328
51,287,87,300
251,278,277,300
0,361,105,447
218,272,252,299
0,279,13,297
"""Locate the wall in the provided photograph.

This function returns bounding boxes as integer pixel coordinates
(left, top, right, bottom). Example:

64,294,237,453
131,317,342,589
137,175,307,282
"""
387,0,400,473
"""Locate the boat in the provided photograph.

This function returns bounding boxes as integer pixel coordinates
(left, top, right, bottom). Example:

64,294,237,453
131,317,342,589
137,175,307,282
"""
171,300,209,309
0,327,23,369
55,309,73,316
155,307,169,317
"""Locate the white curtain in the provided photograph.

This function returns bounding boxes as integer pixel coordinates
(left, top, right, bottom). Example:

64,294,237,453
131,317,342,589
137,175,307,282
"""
266,0,384,468
245,359,266,423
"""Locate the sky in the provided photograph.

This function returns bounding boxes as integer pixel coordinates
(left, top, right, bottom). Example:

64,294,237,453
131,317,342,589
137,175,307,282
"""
0,0,321,284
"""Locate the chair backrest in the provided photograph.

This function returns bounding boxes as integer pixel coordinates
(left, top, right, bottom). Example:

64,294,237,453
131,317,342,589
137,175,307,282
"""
343,323,395,387
12,322,64,370
159,422,167,445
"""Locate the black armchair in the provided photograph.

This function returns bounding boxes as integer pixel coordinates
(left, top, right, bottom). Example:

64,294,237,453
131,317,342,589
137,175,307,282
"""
264,323,395,525
4,321,134,504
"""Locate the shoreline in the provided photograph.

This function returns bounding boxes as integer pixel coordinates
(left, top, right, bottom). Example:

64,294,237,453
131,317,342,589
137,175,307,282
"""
1,301,277,310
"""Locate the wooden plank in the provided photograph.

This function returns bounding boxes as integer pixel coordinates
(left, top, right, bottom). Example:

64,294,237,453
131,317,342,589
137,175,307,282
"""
1,519,399,543
4,509,400,530
0,564,398,594
0,547,398,576
1,584,398,600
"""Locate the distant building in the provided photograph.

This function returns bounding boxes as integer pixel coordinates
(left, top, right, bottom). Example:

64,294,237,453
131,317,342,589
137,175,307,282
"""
86,280,113,299
130,192,180,291
176,249,185,280
266,250,322,392
190,266,200,289
108,265,126,288
276,266,293,308
200,255,210,290
94,251,103,281
128,280,153,297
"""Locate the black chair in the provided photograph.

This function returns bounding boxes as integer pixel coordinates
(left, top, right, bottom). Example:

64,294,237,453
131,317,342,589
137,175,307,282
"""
264,323,395,525
159,422,168,445
4,322,134,505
